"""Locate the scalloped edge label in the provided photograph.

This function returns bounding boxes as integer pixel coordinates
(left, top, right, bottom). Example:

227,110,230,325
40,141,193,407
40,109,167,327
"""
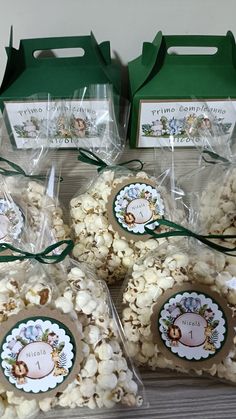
0,308,82,400
151,285,235,368
107,177,164,241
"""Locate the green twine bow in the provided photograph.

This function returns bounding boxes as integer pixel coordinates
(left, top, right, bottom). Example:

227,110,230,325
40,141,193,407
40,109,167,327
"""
78,148,144,172
145,218,236,256
0,157,63,182
0,239,74,264
202,149,230,165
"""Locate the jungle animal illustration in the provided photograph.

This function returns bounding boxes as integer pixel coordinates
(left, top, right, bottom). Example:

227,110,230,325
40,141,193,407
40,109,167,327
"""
152,119,164,136
184,114,198,134
160,116,168,132
168,117,183,135
199,116,211,130
180,296,201,313
124,212,136,226
57,116,71,138
144,191,151,199
22,119,38,138
73,118,86,138
167,325,182,346
203,325,216,352
19,325,43,342
186,114,197,125
127,187,139,200
7,338,23,355
47,332,59,346
203,308,214,321
11,360,29,385
51,347,68,376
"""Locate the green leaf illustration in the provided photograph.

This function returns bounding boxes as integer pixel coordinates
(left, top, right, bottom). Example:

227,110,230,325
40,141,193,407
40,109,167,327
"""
210,330,219,344
211,320,219,330
167,315,174,323
176,303,186,314
142,124,154,136
118,210,125,217
198,304,208,316
16,336,28,346
41,329,50,342
4,357,16,365
57,342,65,353
161,319,171,328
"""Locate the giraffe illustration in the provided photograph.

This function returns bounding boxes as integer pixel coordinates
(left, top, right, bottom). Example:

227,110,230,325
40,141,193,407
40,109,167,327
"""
51,347,68,376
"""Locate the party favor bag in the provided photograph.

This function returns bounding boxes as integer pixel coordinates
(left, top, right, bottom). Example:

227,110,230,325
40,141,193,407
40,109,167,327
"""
121,240,236,383
0,102,70,249
70,146,184,283
0,258,146,419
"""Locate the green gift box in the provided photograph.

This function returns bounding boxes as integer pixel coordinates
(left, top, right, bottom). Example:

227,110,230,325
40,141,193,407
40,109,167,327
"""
0,29,121,148
129,31,236,148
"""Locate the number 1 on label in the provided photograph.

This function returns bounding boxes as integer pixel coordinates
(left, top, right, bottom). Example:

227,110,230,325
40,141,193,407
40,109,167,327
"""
189,330,193,339
36,361,41,370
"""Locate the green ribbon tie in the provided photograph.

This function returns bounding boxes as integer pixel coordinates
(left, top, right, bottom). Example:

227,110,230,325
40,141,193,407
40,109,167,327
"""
0,157,63,182
202,149,230,165
78,148,144,172
145,218,236,256
0,239,74,264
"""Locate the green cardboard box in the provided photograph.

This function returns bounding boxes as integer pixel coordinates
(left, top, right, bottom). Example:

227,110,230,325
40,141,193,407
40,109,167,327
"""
0,29,121,148
129,31,236,148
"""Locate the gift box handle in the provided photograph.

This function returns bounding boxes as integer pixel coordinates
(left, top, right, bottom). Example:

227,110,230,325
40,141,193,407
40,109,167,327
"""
164,33,235,62
33,46,85,59
21,34,102,66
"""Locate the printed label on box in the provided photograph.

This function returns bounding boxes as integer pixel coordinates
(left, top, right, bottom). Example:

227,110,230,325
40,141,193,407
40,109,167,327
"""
4,100,111,149
137,100,236,147
151,285,235,368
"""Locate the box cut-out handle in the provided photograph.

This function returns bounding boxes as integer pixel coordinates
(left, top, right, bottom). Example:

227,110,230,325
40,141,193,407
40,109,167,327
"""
33,47,85,59
168,46,218,55
21,35,99,66
164,35,233,62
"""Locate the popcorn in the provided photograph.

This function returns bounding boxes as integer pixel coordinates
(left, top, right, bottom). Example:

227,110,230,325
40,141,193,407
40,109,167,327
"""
5,178,70,245
38,398,55,412
54,296,73,313
0,398,5,417
70,169,182,283
198,167,236,249
24,281,52,306
98,359,116,375
83,325,101,345
81,354,98,378
2,406,17,419
95,342,114,361
97,373,118,390
122,242,236,382
15,400,39,419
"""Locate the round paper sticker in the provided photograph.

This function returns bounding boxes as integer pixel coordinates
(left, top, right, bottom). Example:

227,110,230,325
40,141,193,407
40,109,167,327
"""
107,178,165,240
0,308,80,399
151,285,235,368
0,198,24,241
